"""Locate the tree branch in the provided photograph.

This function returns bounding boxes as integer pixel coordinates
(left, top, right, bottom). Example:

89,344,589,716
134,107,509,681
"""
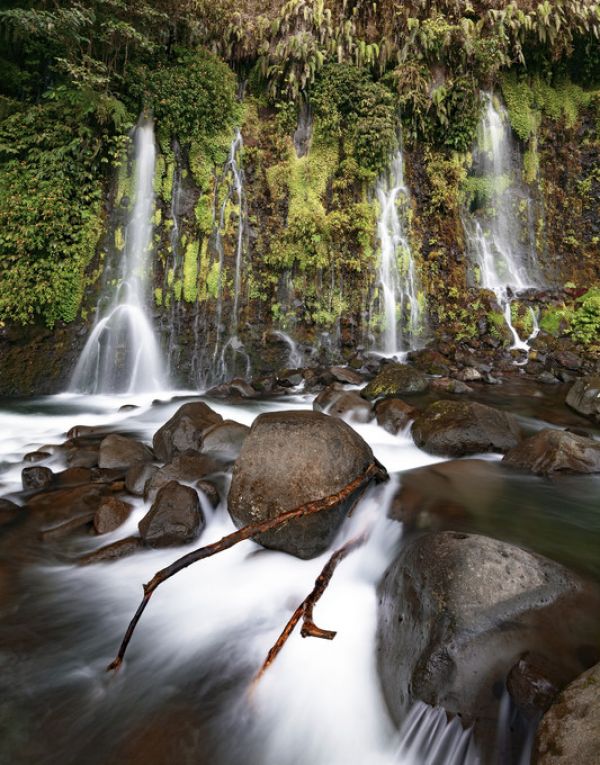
107,461,385,671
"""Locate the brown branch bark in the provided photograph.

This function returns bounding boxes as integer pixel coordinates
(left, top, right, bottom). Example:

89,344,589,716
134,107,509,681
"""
251,532,368,688
107,461,385,671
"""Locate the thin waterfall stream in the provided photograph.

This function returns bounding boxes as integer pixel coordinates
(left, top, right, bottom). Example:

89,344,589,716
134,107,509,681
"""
376,149,424,355
70,118,165,394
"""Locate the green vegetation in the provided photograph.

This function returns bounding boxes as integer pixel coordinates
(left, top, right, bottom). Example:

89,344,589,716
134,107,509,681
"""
570,289,600,347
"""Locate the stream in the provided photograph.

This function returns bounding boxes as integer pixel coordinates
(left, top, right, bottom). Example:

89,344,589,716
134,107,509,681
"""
1,384,599,765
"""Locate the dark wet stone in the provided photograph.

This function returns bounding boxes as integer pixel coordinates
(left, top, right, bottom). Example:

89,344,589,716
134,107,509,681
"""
22,466,54,491
566,376,600,422
200,420,250,462
23,451,51,464
228,410,374,559
40,512,94,541
0,498,21,526
196,480,220,508
139,481,204,548
362,363,429,401
153,402,223,462
277,369,303,387
430,377,474,394
77,535,144,565
26,484,108,523
93,496,132,534
412,400,522,457
534,661,600,764
507,652,565,717
329,366,364,385
144,451,223,502
98,434,153,470
503,429,600,475
375,399,418,435
54,467,93,487
406,349,450,376
125,462,159,497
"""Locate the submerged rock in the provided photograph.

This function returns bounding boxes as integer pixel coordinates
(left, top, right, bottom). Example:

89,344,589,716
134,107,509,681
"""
361,363,429,401
228,410,375,559
329,366,364,385
98,434,153,469
78,535,144,565
565,376,600,422
375,398,418,435
534,661,600,764
411,400,521,456
139,480,204,548
314,385,373,423
377,531,600,759
503,429,600,475
153,402,223,462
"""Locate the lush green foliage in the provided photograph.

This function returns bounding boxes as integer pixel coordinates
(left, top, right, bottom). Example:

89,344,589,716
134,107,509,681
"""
570,289,600,347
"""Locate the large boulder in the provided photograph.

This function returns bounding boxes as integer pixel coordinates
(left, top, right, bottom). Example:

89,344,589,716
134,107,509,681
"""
377,532,600,760
361,363,428,401
411,400,521,456
565,376,600,422
534,661,600,764
144,451,223,501
139,480,204,548
153,402,223,462
503,429,600,475
98,434,153,469
228,410,376,559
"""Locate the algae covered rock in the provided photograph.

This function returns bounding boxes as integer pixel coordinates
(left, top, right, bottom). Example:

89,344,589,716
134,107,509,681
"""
361,363,429,401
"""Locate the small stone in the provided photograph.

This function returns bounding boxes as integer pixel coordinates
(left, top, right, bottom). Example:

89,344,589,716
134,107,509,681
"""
139,481,204,548
93,496,132,534
22,466,54,491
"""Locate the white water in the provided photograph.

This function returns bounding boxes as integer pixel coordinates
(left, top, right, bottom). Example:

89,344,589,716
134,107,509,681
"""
465,94,542,356
70,119,165,394
376,150,423,355
0,390,536,765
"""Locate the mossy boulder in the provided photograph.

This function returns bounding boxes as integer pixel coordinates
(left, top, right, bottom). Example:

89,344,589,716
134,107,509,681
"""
361,364,428,401
411,400,521,457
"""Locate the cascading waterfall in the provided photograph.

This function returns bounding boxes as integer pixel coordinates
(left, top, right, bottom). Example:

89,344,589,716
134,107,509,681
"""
70,118,165,394
465,93,541,353
376,148,423,355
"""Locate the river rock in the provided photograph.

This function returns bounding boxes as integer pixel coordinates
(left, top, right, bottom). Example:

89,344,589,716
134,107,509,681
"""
98,434,153,469
411,400,521,456
125,461,159,496
534,661,600,764
65,447,99,468
503,429,600,475
507,652,565,717
377,532,600,758
139,481,204,548
406,348,450,376
78,535,144,565
329,366,364,385
200,420,250,462
26,484,108,523
144,451,223,501
228,410,375,559
55,466,93,487
23,450,51,464
22,466,54,491
361,363,429,400
565,376,600,422
93,496,132,534
0,498,21,526
153,402,223,461
196,480,220,508
314,386,373,423
375,399,418,435
430,377,474,394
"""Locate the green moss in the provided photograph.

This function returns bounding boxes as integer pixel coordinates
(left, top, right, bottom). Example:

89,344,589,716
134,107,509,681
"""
154,287,162,306
523,140,539,184
183,241,199,302
195,193,214,236
570,290,600,347
206,260,221,300
539,305,573,336
115,227,125,251
162,159,175,203
500,73,539,141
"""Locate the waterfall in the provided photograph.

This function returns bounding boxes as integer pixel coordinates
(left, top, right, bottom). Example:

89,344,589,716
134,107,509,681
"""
70,118,165,394
465,93,541,353
376,149,423,355
165,141,185,381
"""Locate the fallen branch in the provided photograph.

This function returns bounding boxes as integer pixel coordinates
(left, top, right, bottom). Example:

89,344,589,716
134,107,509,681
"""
252,531,368,688
108,461,385,671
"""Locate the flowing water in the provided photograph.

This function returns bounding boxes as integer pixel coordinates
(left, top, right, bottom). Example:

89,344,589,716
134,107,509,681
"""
376,149,424,355
464,94,542,355
70,119,165,394
2,383,599,764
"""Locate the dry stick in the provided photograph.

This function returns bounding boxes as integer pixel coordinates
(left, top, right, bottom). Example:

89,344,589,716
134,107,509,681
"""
252,531,368,688
107,461,385,671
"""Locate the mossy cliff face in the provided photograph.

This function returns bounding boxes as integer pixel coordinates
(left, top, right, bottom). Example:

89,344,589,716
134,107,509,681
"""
0,2,599,393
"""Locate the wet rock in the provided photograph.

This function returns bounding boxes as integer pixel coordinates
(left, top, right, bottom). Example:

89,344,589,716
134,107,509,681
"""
565,376,600,422
362,363,429,401
503,429,600,475
329,366,364,385
411,400,521,457
456,367,483,382
196,480,220,508
93,496,133,534
153,402,223,462
54,466,93,487
139,481,204,548
22,466,54,491
277,369,303,387
27,484,108,523
430,377,473,394
406,349,450,376
554,350,583,370
125,462,159,497
23,451,51,464
200,420,250,462
314,388,373,423
0,498,21,526
229,378,257,398
389,459,503,527
78,535,144,565
377,532,600,758
313,383,345,412
144,451,223,502
507,652,565,717
538,371,559,385
40,512,94,541
98,434,153,470
228,410,375,559
375,399,418,435
65,447,99,468
534,661,600,764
